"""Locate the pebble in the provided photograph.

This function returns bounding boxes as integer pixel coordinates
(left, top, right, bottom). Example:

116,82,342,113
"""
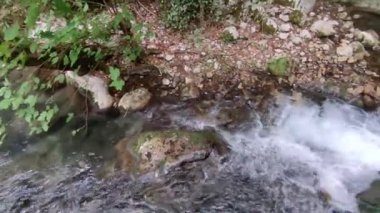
291,36,302,45
279,14,290,22
300,29,312,39
165,54,175,61
162,78,170,85
279,23,292,32
279,33,289,40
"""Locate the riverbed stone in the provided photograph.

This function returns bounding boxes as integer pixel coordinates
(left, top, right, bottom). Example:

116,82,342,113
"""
115,130,229,173
311,20,339,37
279,23,292,32
300,29,312,39
336,43,354,58
118,88,151,113
65,71,113,110
181,83,201,100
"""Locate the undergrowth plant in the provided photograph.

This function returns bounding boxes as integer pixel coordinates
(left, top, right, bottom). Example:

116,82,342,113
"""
0,0,148,144
160,0,212,30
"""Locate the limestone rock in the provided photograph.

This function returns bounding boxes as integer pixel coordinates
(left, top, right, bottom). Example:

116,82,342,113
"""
300,29,312,39
279,14,290,22
279,33,289,40
65,71,113,110
279,23,292,32
118,88,151,113
336,43,353,58
311,20,339,37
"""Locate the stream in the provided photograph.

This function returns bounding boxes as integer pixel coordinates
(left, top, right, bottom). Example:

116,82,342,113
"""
1,93,380,212
1,3,380,213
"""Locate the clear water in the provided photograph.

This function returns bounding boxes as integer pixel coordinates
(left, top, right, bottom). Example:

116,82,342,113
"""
2,96,380,212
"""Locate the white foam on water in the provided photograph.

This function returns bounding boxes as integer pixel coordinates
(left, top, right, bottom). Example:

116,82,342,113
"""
220,98,380,212
168,96,380,211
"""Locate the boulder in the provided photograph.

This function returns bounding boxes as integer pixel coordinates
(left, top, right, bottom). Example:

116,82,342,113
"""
118,88,151,113
65,71,113,110
311,20,339,37
115,130,229,173
357,180,380,212
355,30,380,48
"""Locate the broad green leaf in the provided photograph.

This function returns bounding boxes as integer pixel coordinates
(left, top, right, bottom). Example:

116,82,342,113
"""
30,42,38,53
53,0,72,16
25,95,38,107
0,99,11,110
66,112,74,123
4,24,20,41
69,48,80,67
54,74,65,83
109,66,120,80
25,3,41,28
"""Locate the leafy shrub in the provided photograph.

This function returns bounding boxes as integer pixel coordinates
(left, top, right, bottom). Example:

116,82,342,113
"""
160,0,212,30
0,0,148,143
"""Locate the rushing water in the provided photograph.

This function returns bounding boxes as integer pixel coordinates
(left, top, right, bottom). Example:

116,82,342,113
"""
1,94,380,212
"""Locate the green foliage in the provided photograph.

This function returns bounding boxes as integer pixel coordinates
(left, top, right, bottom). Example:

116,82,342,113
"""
289,10,304,27
221,31,236,44
0,0,147,143
267,57,291,77
108,66,125,91
160,0,212,30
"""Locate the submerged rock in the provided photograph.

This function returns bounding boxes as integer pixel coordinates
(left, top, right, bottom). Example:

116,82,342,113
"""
357,180,380,212
118,88,151,113
311,20,339,37
65,71,113,110
115,130,229,174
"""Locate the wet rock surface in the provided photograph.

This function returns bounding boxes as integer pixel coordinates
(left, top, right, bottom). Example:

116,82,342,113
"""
118,88,152,113
115,129,229,174
65,71,113,110
357,180,380,212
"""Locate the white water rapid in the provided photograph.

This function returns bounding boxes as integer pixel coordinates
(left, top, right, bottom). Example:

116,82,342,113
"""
174,96,380,212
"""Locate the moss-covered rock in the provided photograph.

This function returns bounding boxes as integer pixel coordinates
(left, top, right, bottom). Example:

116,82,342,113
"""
289,10,304,27
115,129,229,174
260,18,278,34
267,57,292,77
